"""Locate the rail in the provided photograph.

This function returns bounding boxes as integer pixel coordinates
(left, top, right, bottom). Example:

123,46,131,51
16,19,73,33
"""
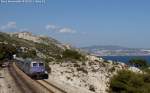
36,80,67,93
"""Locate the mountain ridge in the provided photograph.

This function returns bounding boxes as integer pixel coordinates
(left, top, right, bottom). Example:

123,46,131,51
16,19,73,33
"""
81,45,139,50
81,45,150,56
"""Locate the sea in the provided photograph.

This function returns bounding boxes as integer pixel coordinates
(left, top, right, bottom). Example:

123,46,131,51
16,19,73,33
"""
101,56,150,64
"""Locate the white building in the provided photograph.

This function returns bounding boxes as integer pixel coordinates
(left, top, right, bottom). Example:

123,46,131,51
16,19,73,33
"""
16,32,40,43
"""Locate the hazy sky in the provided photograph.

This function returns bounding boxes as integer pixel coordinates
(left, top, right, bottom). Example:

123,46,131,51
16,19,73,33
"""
0,0,150,48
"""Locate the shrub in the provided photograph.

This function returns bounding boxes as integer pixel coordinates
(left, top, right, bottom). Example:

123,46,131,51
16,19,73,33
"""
143,68,150,74
0,53,4,60
128,58,149,69
109,70,150,93
0,43,17,60
77,67,88,74
62,49,85,61
44,58,54,63
45,62,51,73
109,67,116,73
89,85,95,92
73,63,80,67
19,49,37,59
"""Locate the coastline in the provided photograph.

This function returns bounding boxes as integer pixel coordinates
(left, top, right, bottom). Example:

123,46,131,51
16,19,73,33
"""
100,56,150,64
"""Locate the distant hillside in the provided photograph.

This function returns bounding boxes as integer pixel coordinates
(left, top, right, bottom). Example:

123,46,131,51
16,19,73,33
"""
82,45,130,50
81,45,150,56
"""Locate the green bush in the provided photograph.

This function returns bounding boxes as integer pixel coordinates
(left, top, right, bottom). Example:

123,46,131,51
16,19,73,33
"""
109,70,150,93
0,43,17,60
45,62,51,73
128,58,149,69
0,53,4,60
143,68,150,74
18,49,37,59
77,67,88,74
62,49,85,61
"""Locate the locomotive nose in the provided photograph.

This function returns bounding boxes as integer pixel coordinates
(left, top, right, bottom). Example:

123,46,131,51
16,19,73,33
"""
31,67,45,73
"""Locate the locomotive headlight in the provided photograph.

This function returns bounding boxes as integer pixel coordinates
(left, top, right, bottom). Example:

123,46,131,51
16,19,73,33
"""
45,71,48,74
42,69,44,72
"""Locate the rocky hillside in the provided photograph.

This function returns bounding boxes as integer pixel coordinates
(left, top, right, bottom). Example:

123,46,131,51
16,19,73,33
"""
48,57,131,93
0,31,145,93
0,32,86,63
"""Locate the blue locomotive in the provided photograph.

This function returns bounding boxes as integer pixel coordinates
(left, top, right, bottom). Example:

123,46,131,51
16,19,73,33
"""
16,58,49,79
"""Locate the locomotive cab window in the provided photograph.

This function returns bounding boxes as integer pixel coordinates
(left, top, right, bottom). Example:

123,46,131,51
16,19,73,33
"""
39,63,44,66
32,63,38,67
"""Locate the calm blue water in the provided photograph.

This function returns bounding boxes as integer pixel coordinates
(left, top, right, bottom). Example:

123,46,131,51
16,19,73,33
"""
101,56,150,64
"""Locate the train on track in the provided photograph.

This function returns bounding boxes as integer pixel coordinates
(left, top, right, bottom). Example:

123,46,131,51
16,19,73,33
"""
15,58,49,79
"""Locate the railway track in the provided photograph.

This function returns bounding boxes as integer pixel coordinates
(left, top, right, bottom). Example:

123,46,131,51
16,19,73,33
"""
8,63,36,93
9,62,67,93
36,80,67,93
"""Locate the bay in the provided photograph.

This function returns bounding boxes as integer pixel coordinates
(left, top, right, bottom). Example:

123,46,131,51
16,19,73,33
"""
101,56,150,64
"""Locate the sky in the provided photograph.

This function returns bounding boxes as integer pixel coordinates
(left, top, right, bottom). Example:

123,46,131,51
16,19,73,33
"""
0,0,150,48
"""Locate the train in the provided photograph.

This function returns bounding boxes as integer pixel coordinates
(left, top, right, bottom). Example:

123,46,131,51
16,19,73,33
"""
15,58,49,79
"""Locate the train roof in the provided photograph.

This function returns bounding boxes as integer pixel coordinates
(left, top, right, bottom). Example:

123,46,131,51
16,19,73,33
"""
25,58,43,63
15,57,44,63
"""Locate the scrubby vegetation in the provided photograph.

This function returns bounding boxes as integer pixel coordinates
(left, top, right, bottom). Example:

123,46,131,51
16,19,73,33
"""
18,49,37,59
128,58,149,69
0,43,17,66
62,49,86,61
0,32,86,72
109,70,150,93
109,58,150,93
0,32,85,64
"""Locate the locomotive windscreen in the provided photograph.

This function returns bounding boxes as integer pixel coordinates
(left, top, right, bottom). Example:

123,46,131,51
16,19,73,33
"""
33,63,38,67
39,63,44,66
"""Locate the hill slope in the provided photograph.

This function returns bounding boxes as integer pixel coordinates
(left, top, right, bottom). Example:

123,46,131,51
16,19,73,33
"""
0,32,86,62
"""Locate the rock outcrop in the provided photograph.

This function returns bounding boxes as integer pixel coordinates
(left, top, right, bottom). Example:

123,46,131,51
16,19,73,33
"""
48,59,128,93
